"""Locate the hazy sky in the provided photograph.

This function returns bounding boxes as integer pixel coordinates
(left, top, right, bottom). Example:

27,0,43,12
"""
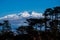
0,0,60,17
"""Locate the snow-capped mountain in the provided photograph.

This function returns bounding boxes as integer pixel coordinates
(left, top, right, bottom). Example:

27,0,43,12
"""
0,11,44,25
0,11,44,31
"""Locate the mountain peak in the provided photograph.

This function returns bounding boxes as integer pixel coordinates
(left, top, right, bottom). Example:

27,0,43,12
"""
0,11,43,20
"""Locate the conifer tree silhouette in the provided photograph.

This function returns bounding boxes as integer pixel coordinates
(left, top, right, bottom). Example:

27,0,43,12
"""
0,20,14,40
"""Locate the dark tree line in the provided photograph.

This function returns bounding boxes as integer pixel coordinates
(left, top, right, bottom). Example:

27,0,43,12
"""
0,6,60,40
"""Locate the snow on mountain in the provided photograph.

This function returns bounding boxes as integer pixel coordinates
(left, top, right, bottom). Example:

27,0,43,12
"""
0,11,44,27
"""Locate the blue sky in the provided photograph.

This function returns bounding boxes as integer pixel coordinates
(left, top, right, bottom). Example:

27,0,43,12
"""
0,0,60,17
